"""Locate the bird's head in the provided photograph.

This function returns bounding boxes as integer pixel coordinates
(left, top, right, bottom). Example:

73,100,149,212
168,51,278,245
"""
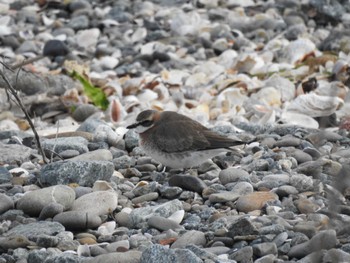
127,110,160,133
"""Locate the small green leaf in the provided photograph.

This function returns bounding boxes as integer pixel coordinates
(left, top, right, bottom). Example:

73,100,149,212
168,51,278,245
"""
71,71,109,110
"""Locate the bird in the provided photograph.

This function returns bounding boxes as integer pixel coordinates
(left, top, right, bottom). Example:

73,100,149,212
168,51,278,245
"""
127,110,243,169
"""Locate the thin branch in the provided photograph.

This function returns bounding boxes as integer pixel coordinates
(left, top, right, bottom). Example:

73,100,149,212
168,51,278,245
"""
10,55,44,70
0,64,49,164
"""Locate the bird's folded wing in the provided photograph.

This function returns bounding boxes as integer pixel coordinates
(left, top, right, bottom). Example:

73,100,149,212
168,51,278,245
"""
152,120,241,153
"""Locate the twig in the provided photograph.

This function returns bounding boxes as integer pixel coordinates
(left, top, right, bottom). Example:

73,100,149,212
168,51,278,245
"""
10,55,45,70
0,63,49,164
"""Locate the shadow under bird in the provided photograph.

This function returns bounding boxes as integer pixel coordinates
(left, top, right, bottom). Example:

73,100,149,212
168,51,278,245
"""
127,110,243,169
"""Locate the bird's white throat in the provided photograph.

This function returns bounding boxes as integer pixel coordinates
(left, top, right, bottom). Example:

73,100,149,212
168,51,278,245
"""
135,125,153,134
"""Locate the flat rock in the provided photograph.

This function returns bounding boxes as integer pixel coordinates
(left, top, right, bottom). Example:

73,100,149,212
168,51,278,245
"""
236,192,279,213
42,136,89,155
148,215,183,231
40,160,114,187
71,190,118,216
0,142,33,164
70,149,113,161
16,185,75,216
131,192,159,204
4,221,65,239
219,168,251,184
171,230,206,249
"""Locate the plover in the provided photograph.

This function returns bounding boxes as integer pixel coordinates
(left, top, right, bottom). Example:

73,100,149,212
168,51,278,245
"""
127,110,242,169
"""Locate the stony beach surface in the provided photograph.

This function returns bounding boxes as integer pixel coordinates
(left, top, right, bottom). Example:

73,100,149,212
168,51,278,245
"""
1,0,350,262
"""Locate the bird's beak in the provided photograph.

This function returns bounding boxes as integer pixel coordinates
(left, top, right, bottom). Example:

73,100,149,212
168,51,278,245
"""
127,122,139,129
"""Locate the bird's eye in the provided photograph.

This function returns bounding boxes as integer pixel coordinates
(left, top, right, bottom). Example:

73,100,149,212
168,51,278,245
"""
141,120,153,127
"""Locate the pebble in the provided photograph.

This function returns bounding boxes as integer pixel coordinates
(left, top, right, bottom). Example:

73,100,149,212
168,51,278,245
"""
16,185,75,216
140,244,202,263
131,192,159,204
219,168,251,184
42,136,89,155
209,191,240,203
129,199,183,228
172,230,206,249
288,230,337,259
71,190,118,216
236,192,279,213
0,143,33,164
0,193,14,214
168,174,207,194
252,242,278,257
148,215,183,231
40,160,115,187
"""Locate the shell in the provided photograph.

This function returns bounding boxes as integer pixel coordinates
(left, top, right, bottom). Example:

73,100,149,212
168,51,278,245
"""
264,74,295,102
280,111,319,129
286,93,343,117
315,80,348,100
280,38,317,65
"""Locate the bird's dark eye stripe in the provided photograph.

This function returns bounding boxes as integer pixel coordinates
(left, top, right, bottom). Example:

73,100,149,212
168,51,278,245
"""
141,120,153,127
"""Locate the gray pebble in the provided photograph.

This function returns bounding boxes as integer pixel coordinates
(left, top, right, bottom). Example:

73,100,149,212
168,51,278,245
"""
209,191,240,203
132,192,159,204
159,186,182,199
4,221,65,239
288,230,337,259
0,167,12,184
72,104,99,122
36,234,59,248
53,211,102,230
253,242,278,257
168,174,207,194
0,193,14,214
40,160,114,187
141,244,201,263
171,230,206,249
16,185,75,217
129,199,182,228
38,202,65,220
219,168,250,184
113,155,136,169
71,190,118,216
227,218,259,237
148,215,183,231
0,143,33,164
42,136,89,155
229,246,253,262
289,174,314,192
70,149,113,161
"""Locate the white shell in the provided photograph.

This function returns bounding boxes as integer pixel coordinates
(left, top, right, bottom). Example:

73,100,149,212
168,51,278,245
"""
280,111,319,129
167,210,185,224
286,93,343,117
281,38,316,65
264,74,295,102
